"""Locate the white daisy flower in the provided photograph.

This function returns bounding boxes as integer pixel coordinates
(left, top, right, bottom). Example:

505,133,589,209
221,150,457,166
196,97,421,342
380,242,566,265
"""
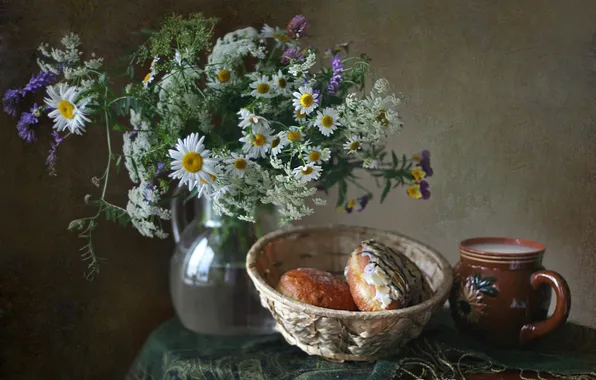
304,147,331,164
270,132,288,156
281,126,303,145
207,67,234,89
239,125,275,159
44,83,92,135
292,163,322,183
249,75,273,98
237,108,270,129
142,71,154,88
272,70,290,95
314,107,341,137
343,135,362,154
168,133,219,191
260,24,291,47
293,109,308,124
292,85,319,115
225,153,251,178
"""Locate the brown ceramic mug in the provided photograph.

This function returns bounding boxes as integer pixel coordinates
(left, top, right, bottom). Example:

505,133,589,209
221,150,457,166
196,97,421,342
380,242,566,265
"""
449,237,571,348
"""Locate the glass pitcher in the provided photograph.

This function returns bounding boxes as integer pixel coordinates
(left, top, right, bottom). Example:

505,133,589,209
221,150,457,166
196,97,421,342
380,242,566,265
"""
169,186,278,335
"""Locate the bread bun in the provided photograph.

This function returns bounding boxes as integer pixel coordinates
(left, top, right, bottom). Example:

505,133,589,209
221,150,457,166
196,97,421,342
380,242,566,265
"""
345,239,423,312
277,268,358,311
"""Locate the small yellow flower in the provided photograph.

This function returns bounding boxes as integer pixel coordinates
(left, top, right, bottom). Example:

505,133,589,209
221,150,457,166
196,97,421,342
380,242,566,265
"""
407,184,422,199
411,167,426,181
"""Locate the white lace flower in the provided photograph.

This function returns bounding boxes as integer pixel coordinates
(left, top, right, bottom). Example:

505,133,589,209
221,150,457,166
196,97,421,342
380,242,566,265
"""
314,107,341,137
237,108,270,129
249,75,273,98
168,133,219,191
343,135,362,154
292,163,322,183
239,125,275,159
44,83,92,135
225,153,251,178
304,147,331,164
292,85,318,115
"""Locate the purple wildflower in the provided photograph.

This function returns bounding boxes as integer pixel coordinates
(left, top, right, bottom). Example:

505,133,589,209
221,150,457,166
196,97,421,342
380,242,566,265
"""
328,54,344,95
419,180,431,200
281,47,304,65
357,194,370,212
313,88,322,104
416,150,433,177
2,89,24,117
23,70,58,94
286,15,309,38
46,131,65,176
16,104,40,143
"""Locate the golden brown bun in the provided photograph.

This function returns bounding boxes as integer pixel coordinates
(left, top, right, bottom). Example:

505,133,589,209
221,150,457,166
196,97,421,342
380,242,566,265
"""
346,240,424,312
277,268,358,311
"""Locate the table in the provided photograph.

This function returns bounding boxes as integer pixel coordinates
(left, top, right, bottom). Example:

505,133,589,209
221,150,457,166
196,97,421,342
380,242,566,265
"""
126,309,596,379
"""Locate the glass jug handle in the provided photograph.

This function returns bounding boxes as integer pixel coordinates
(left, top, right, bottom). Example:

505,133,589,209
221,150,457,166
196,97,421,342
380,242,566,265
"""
171,185,199,244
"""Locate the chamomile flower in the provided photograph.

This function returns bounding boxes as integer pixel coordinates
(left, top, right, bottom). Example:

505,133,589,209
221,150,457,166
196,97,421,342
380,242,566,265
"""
225,153,251,178
237,108,270,129
282,126,303,145
239,125,274,158
292,163,321,183
304,147,331,164
314,107,341,136
292,85,318,115
168,133,219,191
343,135,362,154
44,83,92,135
250,75,273,98
272,70,290,95
260,24,291,47
207,67,234,89
270,132,288,156
142,72,154,88
293,109,308,124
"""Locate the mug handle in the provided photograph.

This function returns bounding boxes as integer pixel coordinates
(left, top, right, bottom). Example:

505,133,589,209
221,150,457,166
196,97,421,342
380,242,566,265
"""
519,270,571,345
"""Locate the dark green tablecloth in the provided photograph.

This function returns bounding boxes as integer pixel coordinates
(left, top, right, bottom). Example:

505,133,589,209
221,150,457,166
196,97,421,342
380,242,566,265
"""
126,309,596,380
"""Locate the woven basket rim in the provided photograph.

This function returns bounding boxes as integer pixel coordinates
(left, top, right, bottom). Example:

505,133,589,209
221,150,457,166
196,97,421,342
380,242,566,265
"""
246,224,453,319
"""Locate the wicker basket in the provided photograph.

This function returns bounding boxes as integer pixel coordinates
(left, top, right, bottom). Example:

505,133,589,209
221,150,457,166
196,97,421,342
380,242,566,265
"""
246,225,453,362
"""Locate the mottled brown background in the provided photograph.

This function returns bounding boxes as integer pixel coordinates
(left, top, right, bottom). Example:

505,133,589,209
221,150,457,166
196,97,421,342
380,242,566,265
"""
0,0,594,379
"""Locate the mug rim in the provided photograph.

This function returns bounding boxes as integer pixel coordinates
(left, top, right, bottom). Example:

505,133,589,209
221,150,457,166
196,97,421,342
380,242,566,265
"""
459,237,545,260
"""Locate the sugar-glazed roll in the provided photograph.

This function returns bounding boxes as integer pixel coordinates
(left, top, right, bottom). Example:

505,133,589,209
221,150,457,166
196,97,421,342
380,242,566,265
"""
345,239,423,311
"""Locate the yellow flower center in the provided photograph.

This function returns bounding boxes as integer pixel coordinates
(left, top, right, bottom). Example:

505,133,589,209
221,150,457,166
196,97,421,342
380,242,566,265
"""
249,116,260,124
349,141,360,150
301,166,313,175
253,134,266,146
300,93,314,108
271,137,280,148
376,109,389,127
287,130,301,142
280,34,290,43
308,151,321,162
256,83,271,94
321,115,334,128
347,199,357,209
277,77,287,88
217,69,231,83
143,73,152,84
182,152,203,173
234,158,247,170
58,100,75,120
407,184,422,199
411,167,426,181
295,110,306,119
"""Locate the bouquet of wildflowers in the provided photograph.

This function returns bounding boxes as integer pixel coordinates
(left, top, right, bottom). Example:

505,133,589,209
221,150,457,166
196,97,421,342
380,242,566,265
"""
3,13,433,278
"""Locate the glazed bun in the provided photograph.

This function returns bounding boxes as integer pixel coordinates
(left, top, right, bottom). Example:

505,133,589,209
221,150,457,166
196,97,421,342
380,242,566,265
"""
277,268,358,311
346,239,423,312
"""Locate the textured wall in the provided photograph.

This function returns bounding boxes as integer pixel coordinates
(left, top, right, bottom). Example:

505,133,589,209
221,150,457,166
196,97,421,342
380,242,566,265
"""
0,0,594,379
